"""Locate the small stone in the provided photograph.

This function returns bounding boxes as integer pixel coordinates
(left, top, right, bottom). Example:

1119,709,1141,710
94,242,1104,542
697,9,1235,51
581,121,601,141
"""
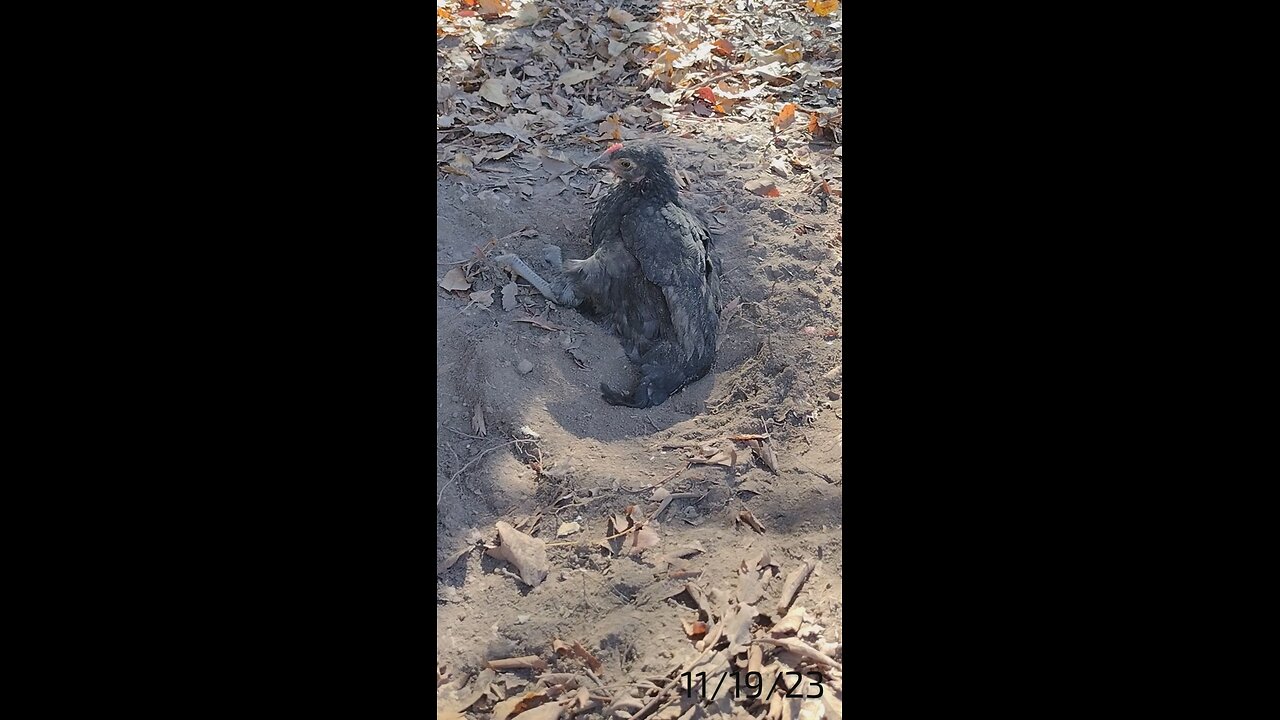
517,359,534,374
828,390,841,400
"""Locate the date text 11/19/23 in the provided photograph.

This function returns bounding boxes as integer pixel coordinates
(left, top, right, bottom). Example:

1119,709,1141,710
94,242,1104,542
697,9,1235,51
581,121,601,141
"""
680,670,825,701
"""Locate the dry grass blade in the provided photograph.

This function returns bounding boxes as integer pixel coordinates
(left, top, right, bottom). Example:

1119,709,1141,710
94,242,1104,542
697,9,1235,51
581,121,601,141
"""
514,317,569,331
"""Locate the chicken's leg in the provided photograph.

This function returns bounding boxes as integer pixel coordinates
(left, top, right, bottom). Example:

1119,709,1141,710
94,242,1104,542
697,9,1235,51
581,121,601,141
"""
494,253,556,299
494,251,581,307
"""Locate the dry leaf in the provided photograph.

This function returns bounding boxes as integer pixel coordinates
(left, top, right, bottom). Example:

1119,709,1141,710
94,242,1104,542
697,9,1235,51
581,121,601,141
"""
511,3,539,26
694,87,716,104
774,102,798,131
570,640,603,672
739,508,766,534
651,487,671,502
492,688,551,720
486,521,549,587
477,0,511,15
472,404,487,437
559,67,602,86
556,521,581,537
469,289,494,308
682,619,709,639
712,38,735,57
807,113,820,133
744,178,780,197
501,282,518,311
690,449,736,467
629,522,660,554
512,704,563,720
598,114,624,140
479,78,512,107
807,0,840,17
440,268,472,291
606,7,636,25
771,605,806,637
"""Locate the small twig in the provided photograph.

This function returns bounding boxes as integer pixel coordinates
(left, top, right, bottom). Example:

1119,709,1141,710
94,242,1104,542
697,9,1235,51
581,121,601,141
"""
437,439,533,506
653,462,691,487
442,425,487,440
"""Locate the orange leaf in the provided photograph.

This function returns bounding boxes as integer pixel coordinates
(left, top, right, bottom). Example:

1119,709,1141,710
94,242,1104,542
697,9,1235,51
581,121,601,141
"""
807,112,819,133
806,0,839,16
694,87,716,103
773,102,797,131
712,38,735,57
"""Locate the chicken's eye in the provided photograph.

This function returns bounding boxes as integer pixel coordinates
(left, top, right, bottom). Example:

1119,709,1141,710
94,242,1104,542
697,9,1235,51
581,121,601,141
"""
619,159,634,169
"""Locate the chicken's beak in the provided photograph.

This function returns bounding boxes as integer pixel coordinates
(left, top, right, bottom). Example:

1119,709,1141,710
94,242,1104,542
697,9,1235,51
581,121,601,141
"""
586,151,612,170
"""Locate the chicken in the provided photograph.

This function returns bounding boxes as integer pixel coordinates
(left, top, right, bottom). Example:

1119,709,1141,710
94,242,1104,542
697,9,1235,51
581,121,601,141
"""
496,143,721,408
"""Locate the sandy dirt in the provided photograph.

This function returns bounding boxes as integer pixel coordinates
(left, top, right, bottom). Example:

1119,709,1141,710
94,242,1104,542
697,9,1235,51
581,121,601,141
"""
437,2,842,716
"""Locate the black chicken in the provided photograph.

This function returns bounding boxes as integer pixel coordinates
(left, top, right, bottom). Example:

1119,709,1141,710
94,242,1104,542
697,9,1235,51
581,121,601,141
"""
496,143,721,408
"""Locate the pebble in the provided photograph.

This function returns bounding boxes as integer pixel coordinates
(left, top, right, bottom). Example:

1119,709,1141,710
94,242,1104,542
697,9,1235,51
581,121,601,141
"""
517,359,534,374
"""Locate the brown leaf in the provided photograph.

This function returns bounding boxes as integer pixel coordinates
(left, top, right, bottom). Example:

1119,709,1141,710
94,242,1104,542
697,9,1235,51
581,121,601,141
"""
744,178,780,198
477,0,511,16
440,268,472,291
773,102,798,131
748,439,779,473
570,640,604,672
682,619,709,639
712,38,735,57
807,113,820,133
629,522,660,555
472,404,487,437
598,114,624,140
807,0,840,17
739,508,766,534
492,688,551,720
501,282,519,311
486,521,549,587
606,7,636,25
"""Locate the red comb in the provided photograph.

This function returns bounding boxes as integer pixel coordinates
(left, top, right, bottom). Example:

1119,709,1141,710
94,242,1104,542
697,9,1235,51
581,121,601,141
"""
605,143,623,154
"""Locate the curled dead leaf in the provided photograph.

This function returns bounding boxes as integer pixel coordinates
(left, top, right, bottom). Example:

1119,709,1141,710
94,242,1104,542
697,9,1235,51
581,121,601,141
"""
440,268,472,292
774,102,798,131
738,508,766,534
807,0,840,17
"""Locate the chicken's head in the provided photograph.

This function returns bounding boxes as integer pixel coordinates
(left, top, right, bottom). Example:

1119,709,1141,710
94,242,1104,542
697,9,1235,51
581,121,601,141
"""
586,143,669,185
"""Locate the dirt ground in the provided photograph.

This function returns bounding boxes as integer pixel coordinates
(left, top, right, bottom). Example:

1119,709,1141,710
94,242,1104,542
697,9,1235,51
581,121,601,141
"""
437,2,842,717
